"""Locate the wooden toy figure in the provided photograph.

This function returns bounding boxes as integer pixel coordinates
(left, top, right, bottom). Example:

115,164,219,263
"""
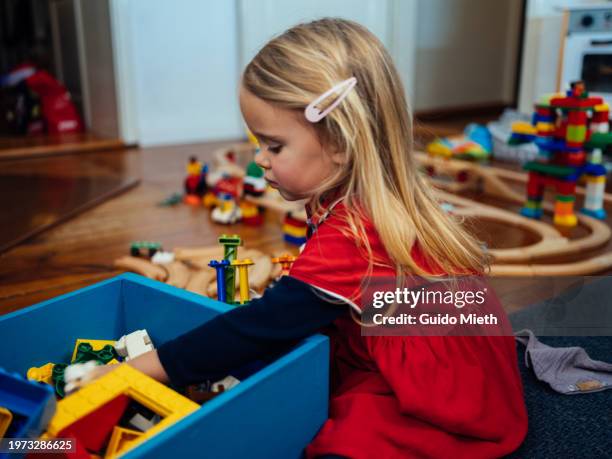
519,81,611,227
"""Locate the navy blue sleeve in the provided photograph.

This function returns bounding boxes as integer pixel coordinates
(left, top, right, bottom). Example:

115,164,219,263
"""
156,275,347,387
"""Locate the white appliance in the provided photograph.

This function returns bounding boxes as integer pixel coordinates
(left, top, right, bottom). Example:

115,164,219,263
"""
559,5,612,106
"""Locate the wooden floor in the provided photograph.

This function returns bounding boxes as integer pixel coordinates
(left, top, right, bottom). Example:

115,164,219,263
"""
0,140,301,314
0,133,125,160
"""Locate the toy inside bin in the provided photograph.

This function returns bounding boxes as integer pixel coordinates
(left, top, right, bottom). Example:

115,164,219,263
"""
0,273,329,459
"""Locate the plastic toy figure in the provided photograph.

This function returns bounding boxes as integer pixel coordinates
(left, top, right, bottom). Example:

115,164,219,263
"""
130,241,162,258
184,156,208,205
211,193,242,224
243,161,266,197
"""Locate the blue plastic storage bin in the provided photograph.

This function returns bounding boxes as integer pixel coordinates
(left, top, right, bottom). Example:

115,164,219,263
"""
0,273,329,458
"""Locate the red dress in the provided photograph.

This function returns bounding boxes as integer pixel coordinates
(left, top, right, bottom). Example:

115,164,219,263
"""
289,203,528,459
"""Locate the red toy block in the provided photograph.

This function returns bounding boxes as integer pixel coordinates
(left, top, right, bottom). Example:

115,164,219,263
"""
56,394,130,454
550,95,603,109
593,111,609,122
284,215,307,227
184,195,200,206
565,151,586,167
555,180,576,195
567,110,587,124
242,214,264,226
214,177,243,199
536,107,552,116
527,175,543,196
555,123,567,139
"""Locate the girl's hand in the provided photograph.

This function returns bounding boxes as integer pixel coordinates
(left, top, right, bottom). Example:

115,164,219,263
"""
66,350,170,394
89,362,121,380
88,350,170,383
63,361,121,394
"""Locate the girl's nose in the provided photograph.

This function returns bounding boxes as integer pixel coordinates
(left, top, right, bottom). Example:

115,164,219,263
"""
254,149,271,170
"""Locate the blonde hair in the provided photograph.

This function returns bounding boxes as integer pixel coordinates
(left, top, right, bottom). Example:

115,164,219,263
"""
243,18,486,278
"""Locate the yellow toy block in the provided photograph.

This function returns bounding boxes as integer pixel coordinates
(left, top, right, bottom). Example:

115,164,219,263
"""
71,339,117,363
239,201,259,218
426,141,452,158
42,365,199,457
0,406,13,437
554,213,578,227
231,258,254,304
27,362,55,384
186,160,202,176
202,191,218,209
585,175,606,184
535,122,554,133
105,426,144,459
282,224,308,238
512,121,537,135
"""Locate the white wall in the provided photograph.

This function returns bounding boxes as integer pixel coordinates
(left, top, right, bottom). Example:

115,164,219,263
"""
239,0,392,65
110,0,243,146
413,0,523,112
109,0,522,146
239,0,418,106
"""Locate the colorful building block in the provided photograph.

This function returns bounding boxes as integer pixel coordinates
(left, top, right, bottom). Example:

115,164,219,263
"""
41,365,199,458
105,426,144,458
130,242,162,258
272,254,297,276
71,339,117,363
114,330,154,361
239,200,263,226
72,341,118,366
27,363,55,385
231,258,254,305
0,406,13,437
218,234,241,302
284,234,308,246
56,393,131,453
209,259,230,303
518,81,611,227
0,367,56,440
282,213,309,245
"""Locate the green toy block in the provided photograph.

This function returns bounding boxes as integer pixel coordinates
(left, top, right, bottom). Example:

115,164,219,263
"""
73,343,117,365
524,161,576,178
52,363,68,397
585,132,612,150
566,125,586,143
246,161,264,178
556,194,575,203
525,200,542,210
218,234,242,303
130,241,163,257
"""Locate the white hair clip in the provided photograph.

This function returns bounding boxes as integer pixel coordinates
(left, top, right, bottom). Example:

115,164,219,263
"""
304,77,357,123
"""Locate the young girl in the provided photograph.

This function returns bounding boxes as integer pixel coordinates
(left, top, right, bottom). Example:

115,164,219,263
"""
95,18,528,458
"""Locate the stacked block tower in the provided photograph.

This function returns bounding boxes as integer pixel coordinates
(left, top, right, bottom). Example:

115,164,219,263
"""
518,81,611,227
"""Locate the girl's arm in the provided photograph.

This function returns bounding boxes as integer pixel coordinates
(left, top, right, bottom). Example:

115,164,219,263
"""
90,276,343,385
115,276,345,386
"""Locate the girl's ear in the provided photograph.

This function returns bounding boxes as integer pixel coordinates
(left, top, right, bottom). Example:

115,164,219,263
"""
330,150,348,165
